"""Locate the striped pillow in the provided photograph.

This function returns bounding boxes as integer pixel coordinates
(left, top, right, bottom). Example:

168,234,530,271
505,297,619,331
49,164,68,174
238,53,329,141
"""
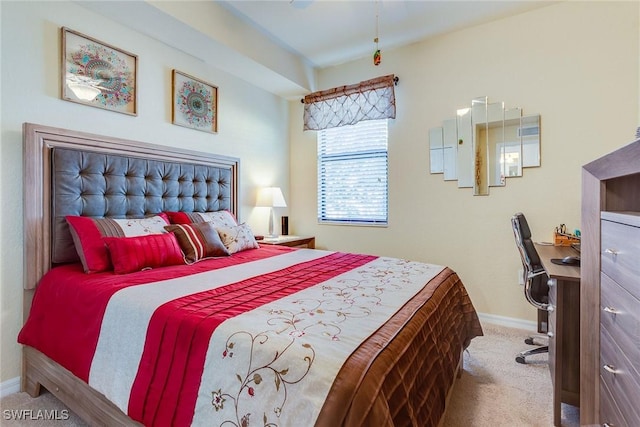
165,222,230,263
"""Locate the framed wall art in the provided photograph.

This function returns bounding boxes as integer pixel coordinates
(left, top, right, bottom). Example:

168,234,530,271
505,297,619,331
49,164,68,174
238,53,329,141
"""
61,27,137,115
172,70,218,133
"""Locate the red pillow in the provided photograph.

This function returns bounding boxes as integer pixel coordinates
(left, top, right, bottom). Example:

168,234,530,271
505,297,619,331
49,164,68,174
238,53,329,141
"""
66,215,170,273
104,233,185,274
165,211,197,225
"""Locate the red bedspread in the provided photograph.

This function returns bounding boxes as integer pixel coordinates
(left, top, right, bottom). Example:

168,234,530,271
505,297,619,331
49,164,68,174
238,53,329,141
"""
19,247,482,427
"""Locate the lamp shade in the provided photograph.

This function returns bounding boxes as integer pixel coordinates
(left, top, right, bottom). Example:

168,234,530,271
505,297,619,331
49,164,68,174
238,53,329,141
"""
256,187,287,208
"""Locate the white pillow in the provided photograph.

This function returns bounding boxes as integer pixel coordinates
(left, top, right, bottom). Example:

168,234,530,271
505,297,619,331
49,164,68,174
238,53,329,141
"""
194,210,238,228
216,223,259,254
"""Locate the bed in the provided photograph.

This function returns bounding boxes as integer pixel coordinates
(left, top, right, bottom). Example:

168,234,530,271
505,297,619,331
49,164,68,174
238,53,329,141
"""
18,123,483,427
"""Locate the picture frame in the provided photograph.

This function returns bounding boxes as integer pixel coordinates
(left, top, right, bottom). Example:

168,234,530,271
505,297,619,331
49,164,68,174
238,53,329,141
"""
172,70,218,133
61,27,137,115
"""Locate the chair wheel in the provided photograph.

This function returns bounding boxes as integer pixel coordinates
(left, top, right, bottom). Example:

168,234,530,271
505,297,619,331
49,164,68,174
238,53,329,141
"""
516,355,526,364
524,337,535,345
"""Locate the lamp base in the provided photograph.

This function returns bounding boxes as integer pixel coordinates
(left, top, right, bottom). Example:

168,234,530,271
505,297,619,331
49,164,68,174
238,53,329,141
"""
267,207,277,238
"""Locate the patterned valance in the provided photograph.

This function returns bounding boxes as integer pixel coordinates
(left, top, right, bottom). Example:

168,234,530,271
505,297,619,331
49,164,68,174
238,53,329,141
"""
303,74,397,131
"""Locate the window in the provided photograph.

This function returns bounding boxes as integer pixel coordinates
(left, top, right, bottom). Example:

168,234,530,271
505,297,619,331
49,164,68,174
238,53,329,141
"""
317,119,388,225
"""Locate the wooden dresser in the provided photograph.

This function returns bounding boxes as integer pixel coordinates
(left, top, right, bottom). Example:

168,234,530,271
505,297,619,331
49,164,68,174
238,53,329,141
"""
581,138,640,426
599,212,640,425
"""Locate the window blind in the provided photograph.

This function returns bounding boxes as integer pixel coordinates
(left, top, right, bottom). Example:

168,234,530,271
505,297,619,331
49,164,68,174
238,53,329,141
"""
317,119,388,225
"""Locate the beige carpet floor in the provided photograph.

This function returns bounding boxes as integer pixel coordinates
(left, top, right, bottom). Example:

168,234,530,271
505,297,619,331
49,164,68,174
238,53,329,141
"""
443,322,579,426
1,322,579,426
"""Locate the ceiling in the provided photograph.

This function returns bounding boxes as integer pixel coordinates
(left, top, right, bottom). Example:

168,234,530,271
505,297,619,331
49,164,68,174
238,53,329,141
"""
221,0,555,69
78,1,556,98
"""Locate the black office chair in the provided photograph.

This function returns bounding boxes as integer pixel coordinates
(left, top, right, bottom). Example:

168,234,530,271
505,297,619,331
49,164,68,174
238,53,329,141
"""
511,212,550,364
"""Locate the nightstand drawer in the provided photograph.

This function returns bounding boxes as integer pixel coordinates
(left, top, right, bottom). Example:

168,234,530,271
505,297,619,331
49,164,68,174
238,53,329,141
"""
601,219,640,298
259,236,315,249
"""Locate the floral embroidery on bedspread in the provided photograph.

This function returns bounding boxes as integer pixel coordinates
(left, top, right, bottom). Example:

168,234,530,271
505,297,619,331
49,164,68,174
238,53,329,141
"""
198,257,443,427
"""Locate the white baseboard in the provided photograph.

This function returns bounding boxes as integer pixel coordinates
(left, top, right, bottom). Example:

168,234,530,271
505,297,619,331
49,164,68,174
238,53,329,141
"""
0,376,21,399
477,312,537,331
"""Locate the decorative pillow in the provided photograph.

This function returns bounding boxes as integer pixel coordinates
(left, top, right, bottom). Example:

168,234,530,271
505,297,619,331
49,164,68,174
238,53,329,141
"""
165,222,230,263
216,223,260,254
197,210,238,227
166,210,237,228
66,215,170,273
104,233,184,274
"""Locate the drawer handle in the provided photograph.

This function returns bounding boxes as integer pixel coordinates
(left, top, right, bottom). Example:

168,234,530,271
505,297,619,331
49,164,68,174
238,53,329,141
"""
547,332,554,338
604,248,619,256
603,364,617,374
603,306,618,315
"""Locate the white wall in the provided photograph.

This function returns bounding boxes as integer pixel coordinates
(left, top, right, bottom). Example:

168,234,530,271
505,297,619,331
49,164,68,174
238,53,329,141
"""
289,1,639,323
0,1,289,384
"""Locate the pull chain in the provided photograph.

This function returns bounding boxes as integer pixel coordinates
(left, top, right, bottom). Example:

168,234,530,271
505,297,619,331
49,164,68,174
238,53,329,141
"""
373,1,381,66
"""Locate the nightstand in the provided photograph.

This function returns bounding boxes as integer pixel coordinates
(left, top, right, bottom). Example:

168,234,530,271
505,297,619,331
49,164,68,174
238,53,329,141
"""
259,236,315,249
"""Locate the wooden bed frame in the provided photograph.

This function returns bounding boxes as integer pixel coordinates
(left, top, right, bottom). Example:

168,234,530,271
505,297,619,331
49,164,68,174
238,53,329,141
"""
22,122,239,425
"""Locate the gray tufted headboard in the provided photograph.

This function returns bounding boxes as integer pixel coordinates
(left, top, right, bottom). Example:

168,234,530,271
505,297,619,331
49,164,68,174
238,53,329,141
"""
23,123,239,293
52,148,234,264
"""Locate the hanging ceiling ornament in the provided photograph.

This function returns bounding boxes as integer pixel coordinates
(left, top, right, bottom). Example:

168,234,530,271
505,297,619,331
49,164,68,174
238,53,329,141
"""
373,1,381,66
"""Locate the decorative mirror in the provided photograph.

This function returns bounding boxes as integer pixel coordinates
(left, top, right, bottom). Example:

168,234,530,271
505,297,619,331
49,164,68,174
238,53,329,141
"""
429,97,540,195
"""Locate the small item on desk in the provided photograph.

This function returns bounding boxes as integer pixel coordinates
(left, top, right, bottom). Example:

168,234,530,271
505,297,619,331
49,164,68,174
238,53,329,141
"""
254,235,264,241
550,256,580,266
554,223,581,247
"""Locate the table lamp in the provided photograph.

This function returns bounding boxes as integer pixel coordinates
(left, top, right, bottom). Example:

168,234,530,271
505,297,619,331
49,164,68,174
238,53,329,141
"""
256,187,287,238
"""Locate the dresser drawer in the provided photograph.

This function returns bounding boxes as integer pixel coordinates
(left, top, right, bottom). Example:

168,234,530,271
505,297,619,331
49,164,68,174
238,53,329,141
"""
600,377,629,427
601,273,640,380
601,219,640,298
600,325,640,425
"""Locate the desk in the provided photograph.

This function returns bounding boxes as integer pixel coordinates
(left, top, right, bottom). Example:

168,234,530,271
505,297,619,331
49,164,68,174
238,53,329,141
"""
535,244,581,426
